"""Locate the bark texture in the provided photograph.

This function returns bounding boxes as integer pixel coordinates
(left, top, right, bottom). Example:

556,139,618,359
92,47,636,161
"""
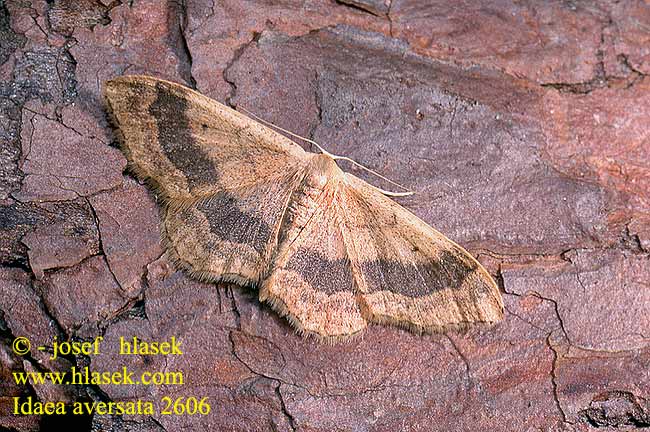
0,1,649,431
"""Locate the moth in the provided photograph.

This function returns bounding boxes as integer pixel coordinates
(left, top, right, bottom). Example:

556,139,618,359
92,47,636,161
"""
104,76,503,340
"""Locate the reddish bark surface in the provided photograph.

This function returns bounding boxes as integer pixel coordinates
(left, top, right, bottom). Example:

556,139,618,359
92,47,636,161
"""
1,1,649,431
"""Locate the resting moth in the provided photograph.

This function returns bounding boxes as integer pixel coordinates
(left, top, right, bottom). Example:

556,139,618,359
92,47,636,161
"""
104,75,503,340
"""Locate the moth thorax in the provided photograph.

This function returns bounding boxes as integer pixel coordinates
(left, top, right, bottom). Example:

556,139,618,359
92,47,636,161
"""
306,153,341,189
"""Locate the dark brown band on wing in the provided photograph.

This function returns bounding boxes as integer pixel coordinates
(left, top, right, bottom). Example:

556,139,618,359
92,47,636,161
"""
149,83,219,187
196,192,271,255
361,250,478,298
284,250,354,295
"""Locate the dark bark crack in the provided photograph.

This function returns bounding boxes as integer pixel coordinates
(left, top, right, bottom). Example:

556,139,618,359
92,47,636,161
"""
175,0,197,89
546,334,571,424
623,223,647,254
444,333,475,401
541,14,647,94
386,0,394,38
527,291,572,345
503,304,547,333
275,384,297,432
85,197,123,292
335,0,383,17
227,328,304,430
308,69,324,144
579,390,650,428
21,106,86,138
223,32,262,108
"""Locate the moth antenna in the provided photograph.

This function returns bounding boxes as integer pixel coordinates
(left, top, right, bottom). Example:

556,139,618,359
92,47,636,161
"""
237,106,414,197
328,155,413,197
237,106,334,157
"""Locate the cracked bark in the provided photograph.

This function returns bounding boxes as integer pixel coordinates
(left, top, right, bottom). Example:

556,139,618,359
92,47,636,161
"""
2,1,650,431
275,384,298,432
86,199,123,293
222,32,263,108
547,334,570,424
174,0,197,88
335,0,389,17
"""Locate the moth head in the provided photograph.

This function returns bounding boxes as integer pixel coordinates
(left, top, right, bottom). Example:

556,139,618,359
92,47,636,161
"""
306,153,343,188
